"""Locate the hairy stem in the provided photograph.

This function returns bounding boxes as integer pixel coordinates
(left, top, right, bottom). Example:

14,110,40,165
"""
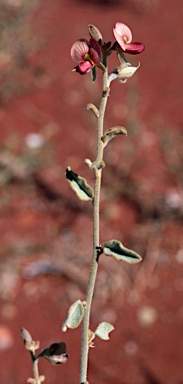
33,360,40,384
80,68,109,384
30,351,41,384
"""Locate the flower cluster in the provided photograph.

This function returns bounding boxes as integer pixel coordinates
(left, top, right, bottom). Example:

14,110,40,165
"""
70,22,144,83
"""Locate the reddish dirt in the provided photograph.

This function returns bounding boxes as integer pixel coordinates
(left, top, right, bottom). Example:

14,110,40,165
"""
0,1,183,383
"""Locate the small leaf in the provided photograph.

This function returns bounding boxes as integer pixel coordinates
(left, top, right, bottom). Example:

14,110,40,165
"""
101,126,127,147
88,329,95,348
66,167,93,201
28,376,45,383
95,322,114,340
61,300,85,331
85,158,93,169
87,103,99,118
103,240,142,264
39,376,46,383
27,379,36,384
36,342,68,365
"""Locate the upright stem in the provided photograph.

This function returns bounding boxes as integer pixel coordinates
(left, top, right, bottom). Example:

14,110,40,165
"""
80,68,109,384
30,351,42,384
33,360,41,384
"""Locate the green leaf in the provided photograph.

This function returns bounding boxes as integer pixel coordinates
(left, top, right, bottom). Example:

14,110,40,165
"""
103,240,142,264
61,300,85,332
95,322,114,340
66,167,93,201
101,126,127,147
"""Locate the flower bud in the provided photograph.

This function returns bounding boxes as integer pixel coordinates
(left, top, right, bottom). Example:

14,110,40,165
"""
88,24,102,43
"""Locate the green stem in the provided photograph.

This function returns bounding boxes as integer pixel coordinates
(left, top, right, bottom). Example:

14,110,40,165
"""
80,68,109,384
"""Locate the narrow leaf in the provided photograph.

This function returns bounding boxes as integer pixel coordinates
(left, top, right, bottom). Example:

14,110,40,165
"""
66,167,93,201
61,300,85,331
36,342,68,365
85,158,93,169
103,240,142,264
101,126,127,147
95,322,114,340
87,103,99,118
91,66,97,82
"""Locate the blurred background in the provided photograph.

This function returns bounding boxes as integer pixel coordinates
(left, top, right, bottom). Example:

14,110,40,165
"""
0,0,183,383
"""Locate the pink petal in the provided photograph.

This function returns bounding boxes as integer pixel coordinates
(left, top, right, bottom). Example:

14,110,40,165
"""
125,42,145,54
77,61,93,74
70,39,89,64
113,22,132,51
88,38,102,64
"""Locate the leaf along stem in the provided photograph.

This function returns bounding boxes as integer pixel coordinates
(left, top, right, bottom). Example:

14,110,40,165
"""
80,68,109,384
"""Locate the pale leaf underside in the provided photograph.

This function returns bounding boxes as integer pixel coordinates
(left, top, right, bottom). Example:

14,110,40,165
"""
103,239,142,264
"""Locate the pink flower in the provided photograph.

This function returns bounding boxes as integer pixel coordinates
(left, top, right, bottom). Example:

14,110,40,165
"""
113,22,144,54
70,37,102,75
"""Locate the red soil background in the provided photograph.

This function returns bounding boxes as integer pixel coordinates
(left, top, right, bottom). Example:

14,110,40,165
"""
0,1,183,383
